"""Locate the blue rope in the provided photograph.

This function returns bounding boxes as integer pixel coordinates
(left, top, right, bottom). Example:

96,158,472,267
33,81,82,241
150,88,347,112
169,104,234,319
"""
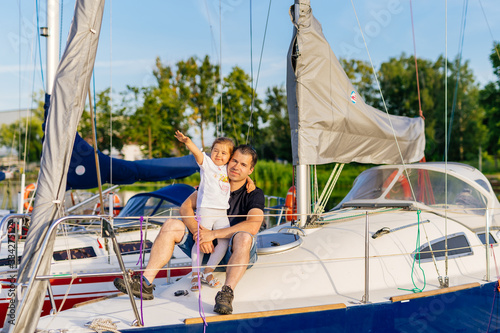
35,0,45,90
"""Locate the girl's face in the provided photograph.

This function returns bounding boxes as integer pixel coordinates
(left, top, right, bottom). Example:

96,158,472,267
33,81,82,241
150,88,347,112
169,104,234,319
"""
211,143,231,166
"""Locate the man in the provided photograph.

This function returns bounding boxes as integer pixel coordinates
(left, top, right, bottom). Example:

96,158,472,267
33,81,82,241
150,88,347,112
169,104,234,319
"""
114,145,265,315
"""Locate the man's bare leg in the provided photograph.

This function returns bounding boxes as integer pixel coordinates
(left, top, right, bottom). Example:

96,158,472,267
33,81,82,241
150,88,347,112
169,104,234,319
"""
224,232,253,289
143,218,185,283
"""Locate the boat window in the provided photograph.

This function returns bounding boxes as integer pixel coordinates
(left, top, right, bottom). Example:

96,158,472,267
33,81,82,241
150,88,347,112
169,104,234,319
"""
414,233,472,262
340,168,399,202
53,246,97,261
118,240,153,256
475,179,490,193
477,232,497,245
0,256,22,267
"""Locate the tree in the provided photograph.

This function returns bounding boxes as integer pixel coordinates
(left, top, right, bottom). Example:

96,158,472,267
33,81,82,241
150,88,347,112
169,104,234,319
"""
177,55,219,149
377,53,485,162
340,58,379,108
124,58,186,158
479,42,500,167
216,66,266,146
254,86,291,162
0,95,44,163
78,88,128,154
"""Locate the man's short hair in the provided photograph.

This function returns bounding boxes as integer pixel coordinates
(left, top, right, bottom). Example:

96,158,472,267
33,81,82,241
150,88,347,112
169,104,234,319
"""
234,145,258,168
211,137,235,155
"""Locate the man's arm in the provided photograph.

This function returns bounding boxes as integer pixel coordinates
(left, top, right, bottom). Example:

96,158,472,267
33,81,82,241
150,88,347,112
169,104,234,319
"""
179,192,214,253
197,208,264,244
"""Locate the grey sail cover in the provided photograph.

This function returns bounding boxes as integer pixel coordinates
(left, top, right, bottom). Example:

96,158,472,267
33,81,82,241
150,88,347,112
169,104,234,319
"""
2,0,105,331
286,0,425,166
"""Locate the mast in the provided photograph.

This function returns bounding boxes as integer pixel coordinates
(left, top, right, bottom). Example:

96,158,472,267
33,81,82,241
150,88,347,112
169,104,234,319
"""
45,0,60,95
294,0,311,228
19,0,60,214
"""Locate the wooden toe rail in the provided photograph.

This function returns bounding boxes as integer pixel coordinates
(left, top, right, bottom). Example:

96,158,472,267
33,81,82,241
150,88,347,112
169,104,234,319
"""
390,282,480,303
184,303,346,325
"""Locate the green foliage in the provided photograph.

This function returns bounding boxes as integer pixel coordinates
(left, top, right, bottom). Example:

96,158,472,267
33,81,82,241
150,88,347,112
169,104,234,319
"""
0,94,44,163
177,55,219,148
217,66,266,146
479,42,500,167
254,86,291,162
340,58,379,107
78,88,128,153
124,58,186,158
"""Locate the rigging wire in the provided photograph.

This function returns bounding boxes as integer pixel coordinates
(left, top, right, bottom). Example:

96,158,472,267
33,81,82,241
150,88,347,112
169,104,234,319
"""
246,0,273,144
349,0,419,204
203,0,222,138
446,0,468,156
219,0,223,136
59,0,63,58
477,0,500,62
247,0,254,144
35,0,45,89
409,0,424,119
109,0,113,186
444,0,449,280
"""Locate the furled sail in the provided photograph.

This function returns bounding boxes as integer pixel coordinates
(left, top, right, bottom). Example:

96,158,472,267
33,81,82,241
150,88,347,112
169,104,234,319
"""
286,0,425,166
2,1,105,331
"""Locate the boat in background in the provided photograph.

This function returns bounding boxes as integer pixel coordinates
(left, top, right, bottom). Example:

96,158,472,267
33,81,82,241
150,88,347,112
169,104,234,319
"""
0,183,194,328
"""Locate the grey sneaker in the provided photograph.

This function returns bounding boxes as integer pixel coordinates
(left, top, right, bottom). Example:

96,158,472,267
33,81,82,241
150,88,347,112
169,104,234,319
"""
113,275,155,300
214,285,234,314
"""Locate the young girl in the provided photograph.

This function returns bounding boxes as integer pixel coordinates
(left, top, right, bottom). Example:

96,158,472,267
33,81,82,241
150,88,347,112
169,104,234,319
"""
175,131,254,291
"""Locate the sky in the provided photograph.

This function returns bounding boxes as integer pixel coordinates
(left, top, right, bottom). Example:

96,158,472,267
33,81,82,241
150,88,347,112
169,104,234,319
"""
1,0,500,118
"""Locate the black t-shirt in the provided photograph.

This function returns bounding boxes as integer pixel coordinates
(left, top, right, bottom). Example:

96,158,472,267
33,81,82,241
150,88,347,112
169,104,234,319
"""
227,182,265,226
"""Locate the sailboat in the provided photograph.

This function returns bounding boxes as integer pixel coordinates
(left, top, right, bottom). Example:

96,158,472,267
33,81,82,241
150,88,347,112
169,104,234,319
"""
4,0,500,332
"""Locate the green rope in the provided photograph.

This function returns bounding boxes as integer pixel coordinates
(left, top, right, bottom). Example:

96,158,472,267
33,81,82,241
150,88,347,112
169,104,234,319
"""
399,209,426,293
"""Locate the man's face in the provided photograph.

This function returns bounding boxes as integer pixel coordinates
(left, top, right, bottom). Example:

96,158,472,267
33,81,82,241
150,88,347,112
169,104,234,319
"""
227,150,254,182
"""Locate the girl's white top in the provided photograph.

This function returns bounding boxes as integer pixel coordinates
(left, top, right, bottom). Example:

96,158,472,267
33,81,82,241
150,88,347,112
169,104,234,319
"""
196,153,230,209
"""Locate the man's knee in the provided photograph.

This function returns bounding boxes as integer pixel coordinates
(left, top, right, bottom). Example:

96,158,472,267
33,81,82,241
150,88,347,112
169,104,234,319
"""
159,219,185,242
231,232,253,253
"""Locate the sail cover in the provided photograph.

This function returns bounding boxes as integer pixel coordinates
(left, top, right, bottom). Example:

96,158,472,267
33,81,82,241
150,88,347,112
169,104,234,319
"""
286,0,425,166
3,1,105,331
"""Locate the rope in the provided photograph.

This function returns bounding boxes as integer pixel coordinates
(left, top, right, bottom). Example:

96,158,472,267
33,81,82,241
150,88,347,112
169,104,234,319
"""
136,216,144,326
349,0,419,206
247,0,254,145
195,214,208,331
398,210,426,293
446,0,468,156
246,0,273,143
487,244,500,332
444,0,449,278
409,0,424,119
87,318,121,333
478,0,500,62
35,0,45,89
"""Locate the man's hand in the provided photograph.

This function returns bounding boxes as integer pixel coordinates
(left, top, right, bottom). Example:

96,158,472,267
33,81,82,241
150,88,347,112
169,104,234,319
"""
199,241,214,254
193,225,214,253
198,228,216,244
